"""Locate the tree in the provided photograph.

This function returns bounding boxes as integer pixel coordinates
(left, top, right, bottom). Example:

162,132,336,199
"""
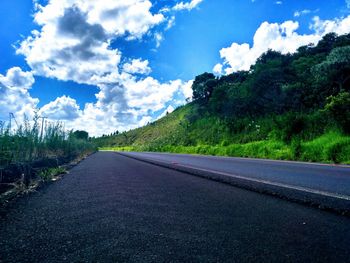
73,130,89,140
249,68,285,115
312,33,337,54
255,49,284,65
218,71,248,85
313,46,350,92
192,73,217,102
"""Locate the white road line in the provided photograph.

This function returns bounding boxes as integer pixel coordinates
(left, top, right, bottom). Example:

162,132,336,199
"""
138,152,350,169
175,163,350,201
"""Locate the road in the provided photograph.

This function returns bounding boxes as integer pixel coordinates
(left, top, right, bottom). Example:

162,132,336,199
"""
1,152,350,262
122,152,350,197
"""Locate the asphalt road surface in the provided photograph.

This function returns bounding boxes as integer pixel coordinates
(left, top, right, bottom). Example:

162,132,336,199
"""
1,152,350,262
122,152,350,197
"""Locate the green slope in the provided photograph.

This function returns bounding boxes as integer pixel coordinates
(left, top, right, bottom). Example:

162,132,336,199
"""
96,104,350,164
95,33,350,164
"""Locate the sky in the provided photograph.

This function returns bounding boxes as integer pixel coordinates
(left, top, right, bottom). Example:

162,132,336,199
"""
0,0,350,136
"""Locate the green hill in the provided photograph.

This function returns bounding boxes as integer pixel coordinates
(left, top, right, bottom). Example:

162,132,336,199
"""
95,33,350,164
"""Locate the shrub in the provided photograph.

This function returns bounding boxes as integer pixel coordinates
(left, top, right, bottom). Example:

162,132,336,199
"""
274,113,306,143
324,92,350,134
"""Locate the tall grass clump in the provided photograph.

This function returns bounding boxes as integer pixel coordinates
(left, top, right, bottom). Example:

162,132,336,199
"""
300,132,350,164
0,114,96,190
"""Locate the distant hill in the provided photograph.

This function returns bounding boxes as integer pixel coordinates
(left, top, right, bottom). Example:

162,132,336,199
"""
94,33,350,164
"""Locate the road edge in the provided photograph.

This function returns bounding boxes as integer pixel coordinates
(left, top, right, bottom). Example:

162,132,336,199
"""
0,151,97,215
117,152,350,217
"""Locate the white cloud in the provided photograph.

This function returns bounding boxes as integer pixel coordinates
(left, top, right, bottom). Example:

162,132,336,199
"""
294,9,311,17
275,1,283,5
215,16,350,74
125,78,185,113
0,67,38,120
0,67,35,89
16,1,171,84
154,32,164,48
311,15,350,36
39,96,82,120
58,78,193,136
18,6,120,84
181,79,194,100
11,0,196,136
213,63,223,75
347,0,350,9
166,16,176,30
173,0,203,11
33,0,164,39
123,59,151,75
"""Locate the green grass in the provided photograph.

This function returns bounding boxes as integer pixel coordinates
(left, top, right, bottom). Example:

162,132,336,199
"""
95,103,350,165
300,132,350,164
100,131,350,164
38,167,67,181
0,114,97,185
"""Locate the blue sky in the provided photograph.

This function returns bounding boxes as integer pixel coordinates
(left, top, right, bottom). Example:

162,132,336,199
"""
0,0,349,135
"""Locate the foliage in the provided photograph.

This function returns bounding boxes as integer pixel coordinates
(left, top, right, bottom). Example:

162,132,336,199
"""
38,167,66,181
72,130,89,140
313,46,350,92
192,73,217,102
95,33,350,164
100,132,350,165
324,92,350,134
0,116,96,186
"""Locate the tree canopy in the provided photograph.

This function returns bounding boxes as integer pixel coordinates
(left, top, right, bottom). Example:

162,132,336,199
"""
189,32,350,133
72,130,89,140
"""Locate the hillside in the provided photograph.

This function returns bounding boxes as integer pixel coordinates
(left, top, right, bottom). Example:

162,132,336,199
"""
95,33,350,164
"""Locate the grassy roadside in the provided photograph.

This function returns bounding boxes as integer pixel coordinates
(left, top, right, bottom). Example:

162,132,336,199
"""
0,151,95,206
100,131,350,165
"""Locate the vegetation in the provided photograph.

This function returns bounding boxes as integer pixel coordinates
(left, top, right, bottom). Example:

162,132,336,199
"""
95,33,350,164
0,114,96,193
38,167,67,181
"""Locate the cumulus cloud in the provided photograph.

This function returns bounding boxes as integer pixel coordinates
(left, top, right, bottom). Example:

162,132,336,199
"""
0,67,35,89
0,67,38,120
54,78,193,136
125,78,186,113
173,0,203,11
311,15,350,35
214,16,350,74
39,96,82,120
33,0,164,38
11,0,195,136
17,6,121,84
123,59,151,75
213,63,223,75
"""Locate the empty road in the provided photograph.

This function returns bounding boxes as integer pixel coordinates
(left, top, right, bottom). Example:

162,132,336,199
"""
1,152,350,262
122,152,350,197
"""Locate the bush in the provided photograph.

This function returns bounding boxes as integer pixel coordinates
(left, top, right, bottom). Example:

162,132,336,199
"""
291,139,302,160
274,113,306,143
325,139,350,163
324,92,350,134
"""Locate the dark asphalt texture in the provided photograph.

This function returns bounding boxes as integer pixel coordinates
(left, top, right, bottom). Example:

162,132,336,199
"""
124,152,350,196
1,152,350,262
